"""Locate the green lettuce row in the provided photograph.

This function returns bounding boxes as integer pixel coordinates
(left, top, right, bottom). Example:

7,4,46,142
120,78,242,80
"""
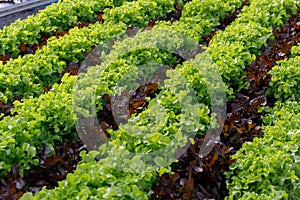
22,44,218,200
0,75,77,177
227,44,300,199
0,22,126,102
0,0,243,180
0,0,290,187
266,44,300,102
0,0,175,103
21,0,298,198
0,29,175,178
0,0,131,57
226,101,300,200
225,1,300,199
0,0,243,104
103,0,174,27
207,0,299,89
155,0,244,42
72,27,225,149
31,0,300,198
0,0,176,176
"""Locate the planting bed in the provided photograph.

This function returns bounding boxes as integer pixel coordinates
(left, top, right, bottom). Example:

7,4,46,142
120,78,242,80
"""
0,0,299,199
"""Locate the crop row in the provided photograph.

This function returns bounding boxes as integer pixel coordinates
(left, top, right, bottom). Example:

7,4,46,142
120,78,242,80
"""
0,22,125,102
207,0,299,88
0,0,131,57
0,0,243,177
226,43,300,199
0,0,175,103
18,0,299,199
155,0,243,42
0,0,176,176
0,0,244,104
267,43,300,102
19,31,225,200
227,101,300,199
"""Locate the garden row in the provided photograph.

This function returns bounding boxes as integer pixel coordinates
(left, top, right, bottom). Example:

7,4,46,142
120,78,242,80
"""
0,0,246,196
152,7,300,198
0,0,131,58
0,0,175,104
227,43,300,199
0,0,244,179
13,0,299,199
1,0,249,197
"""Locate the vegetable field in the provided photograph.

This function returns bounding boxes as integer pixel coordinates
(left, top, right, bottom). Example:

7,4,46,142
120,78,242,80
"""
0,0,299,199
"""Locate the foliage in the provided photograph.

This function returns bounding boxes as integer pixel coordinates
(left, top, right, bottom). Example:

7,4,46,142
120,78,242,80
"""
0,0,224,177
155,0,244,42
207,0,299,88
0,75,77,177
0,0,298,198
226,102,300,200
0,0,176,103
22,50,217,200
22,0,299,195
226,2,300,198
104,0,175,27
0,0,121,57
0,22,126,103
267,44,300,102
